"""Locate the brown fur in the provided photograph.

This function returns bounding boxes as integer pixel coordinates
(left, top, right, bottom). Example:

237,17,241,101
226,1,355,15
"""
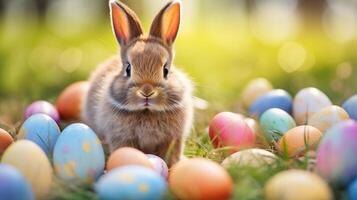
82,0,193,166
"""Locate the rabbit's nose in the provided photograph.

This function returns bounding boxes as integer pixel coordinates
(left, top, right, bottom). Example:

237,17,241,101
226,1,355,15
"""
137,84,157,98
139,91,154,98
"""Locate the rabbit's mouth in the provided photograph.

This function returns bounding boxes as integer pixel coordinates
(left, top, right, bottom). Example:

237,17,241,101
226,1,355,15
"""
144,98,150,107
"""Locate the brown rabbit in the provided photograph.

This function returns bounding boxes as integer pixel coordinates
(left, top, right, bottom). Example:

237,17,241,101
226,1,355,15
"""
82,0,193,166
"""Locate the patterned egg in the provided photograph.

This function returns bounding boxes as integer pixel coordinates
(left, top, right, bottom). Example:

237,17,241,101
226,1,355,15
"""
18,114,60,156
107,147,153,171
25,100,60,124
348,179,357,200
316,120,357,185
293,87,332,125
277,125,322,157
1,140,53,199
221,148,277,168
56,81,89,121
260,108,296,142
309,105,349,133
53,123,105,182
0,128,14,153
146,154,168,179
343,95,357,120
170,158,233,200
265,170,333,200
249,89,292,118
95,165,167,200
209,112,255,153
241,78,273,108
0,164,34,200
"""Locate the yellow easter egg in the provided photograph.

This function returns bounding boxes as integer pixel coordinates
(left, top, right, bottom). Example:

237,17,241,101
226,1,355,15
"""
309,105,349,133
242,78,273,108
222,148,277,168
277,125,322,157
265,169,333,200
1,140,53,199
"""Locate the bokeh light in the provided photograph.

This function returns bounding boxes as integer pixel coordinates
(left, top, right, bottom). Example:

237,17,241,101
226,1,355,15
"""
323,1,357,43
250,0,299,45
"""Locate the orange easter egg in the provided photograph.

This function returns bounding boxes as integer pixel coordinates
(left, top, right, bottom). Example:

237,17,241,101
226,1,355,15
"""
56,81,89,121
0,128,13,153
169,158,233,200
106,147,153,171
277,125,322,157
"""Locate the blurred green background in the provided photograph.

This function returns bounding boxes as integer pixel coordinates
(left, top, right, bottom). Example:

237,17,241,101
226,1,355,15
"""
0,0,356,125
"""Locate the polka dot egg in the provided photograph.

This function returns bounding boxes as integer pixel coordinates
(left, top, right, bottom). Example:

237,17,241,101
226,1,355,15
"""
95,165,167,200
53,123,105,182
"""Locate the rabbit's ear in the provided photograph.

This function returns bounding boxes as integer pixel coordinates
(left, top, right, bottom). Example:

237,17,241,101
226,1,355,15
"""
149,0,181,46
110,0,143,46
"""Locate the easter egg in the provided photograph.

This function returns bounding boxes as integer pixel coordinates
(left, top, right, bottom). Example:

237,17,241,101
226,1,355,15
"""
348,179,357,200
169,158,233,200
56,81,89,121
316,120,357,185
244,117,260,136
209,112,255,152
53,123,105,182
242,78,273,108
293,87,332,125
221,148,277,168
96,165,167,200
343,95,357,120
277,125,322,157
249,89,292,117
107,147,153,171
147,154,169,179
1,140,53,199
309,105,349,133
0,164,34,200
0,128,13,153
25,100,60,124
260,108,296,142
18,114,60,156
265,169,333,200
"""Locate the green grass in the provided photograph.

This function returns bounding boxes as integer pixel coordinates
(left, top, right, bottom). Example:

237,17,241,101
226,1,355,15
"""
0,17,356,199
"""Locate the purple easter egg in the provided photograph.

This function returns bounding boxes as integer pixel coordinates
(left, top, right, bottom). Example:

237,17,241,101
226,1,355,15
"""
25,101,60,123
316,120,357,185
146,154,168,179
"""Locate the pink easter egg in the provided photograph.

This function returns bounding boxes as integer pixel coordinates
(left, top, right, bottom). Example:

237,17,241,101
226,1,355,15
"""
25,101,60,124
146,154,169,179
209,112,255,153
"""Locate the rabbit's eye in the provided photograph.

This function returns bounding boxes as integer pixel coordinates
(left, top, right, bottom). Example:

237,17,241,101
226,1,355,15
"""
163,64,169,79
125,63,131,77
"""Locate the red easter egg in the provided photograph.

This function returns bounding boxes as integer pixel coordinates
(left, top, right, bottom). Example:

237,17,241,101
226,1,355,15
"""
0,128,13,153
56,81,89,121
209,112,255,152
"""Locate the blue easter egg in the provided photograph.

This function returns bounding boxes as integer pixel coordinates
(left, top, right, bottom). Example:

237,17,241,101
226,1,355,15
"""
18,114,60,156
53,123,105,182
0,164,34,200
349,179,357,200
343,95,357,121
260,108,296,142
249,89,292,117
96,165,167,200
